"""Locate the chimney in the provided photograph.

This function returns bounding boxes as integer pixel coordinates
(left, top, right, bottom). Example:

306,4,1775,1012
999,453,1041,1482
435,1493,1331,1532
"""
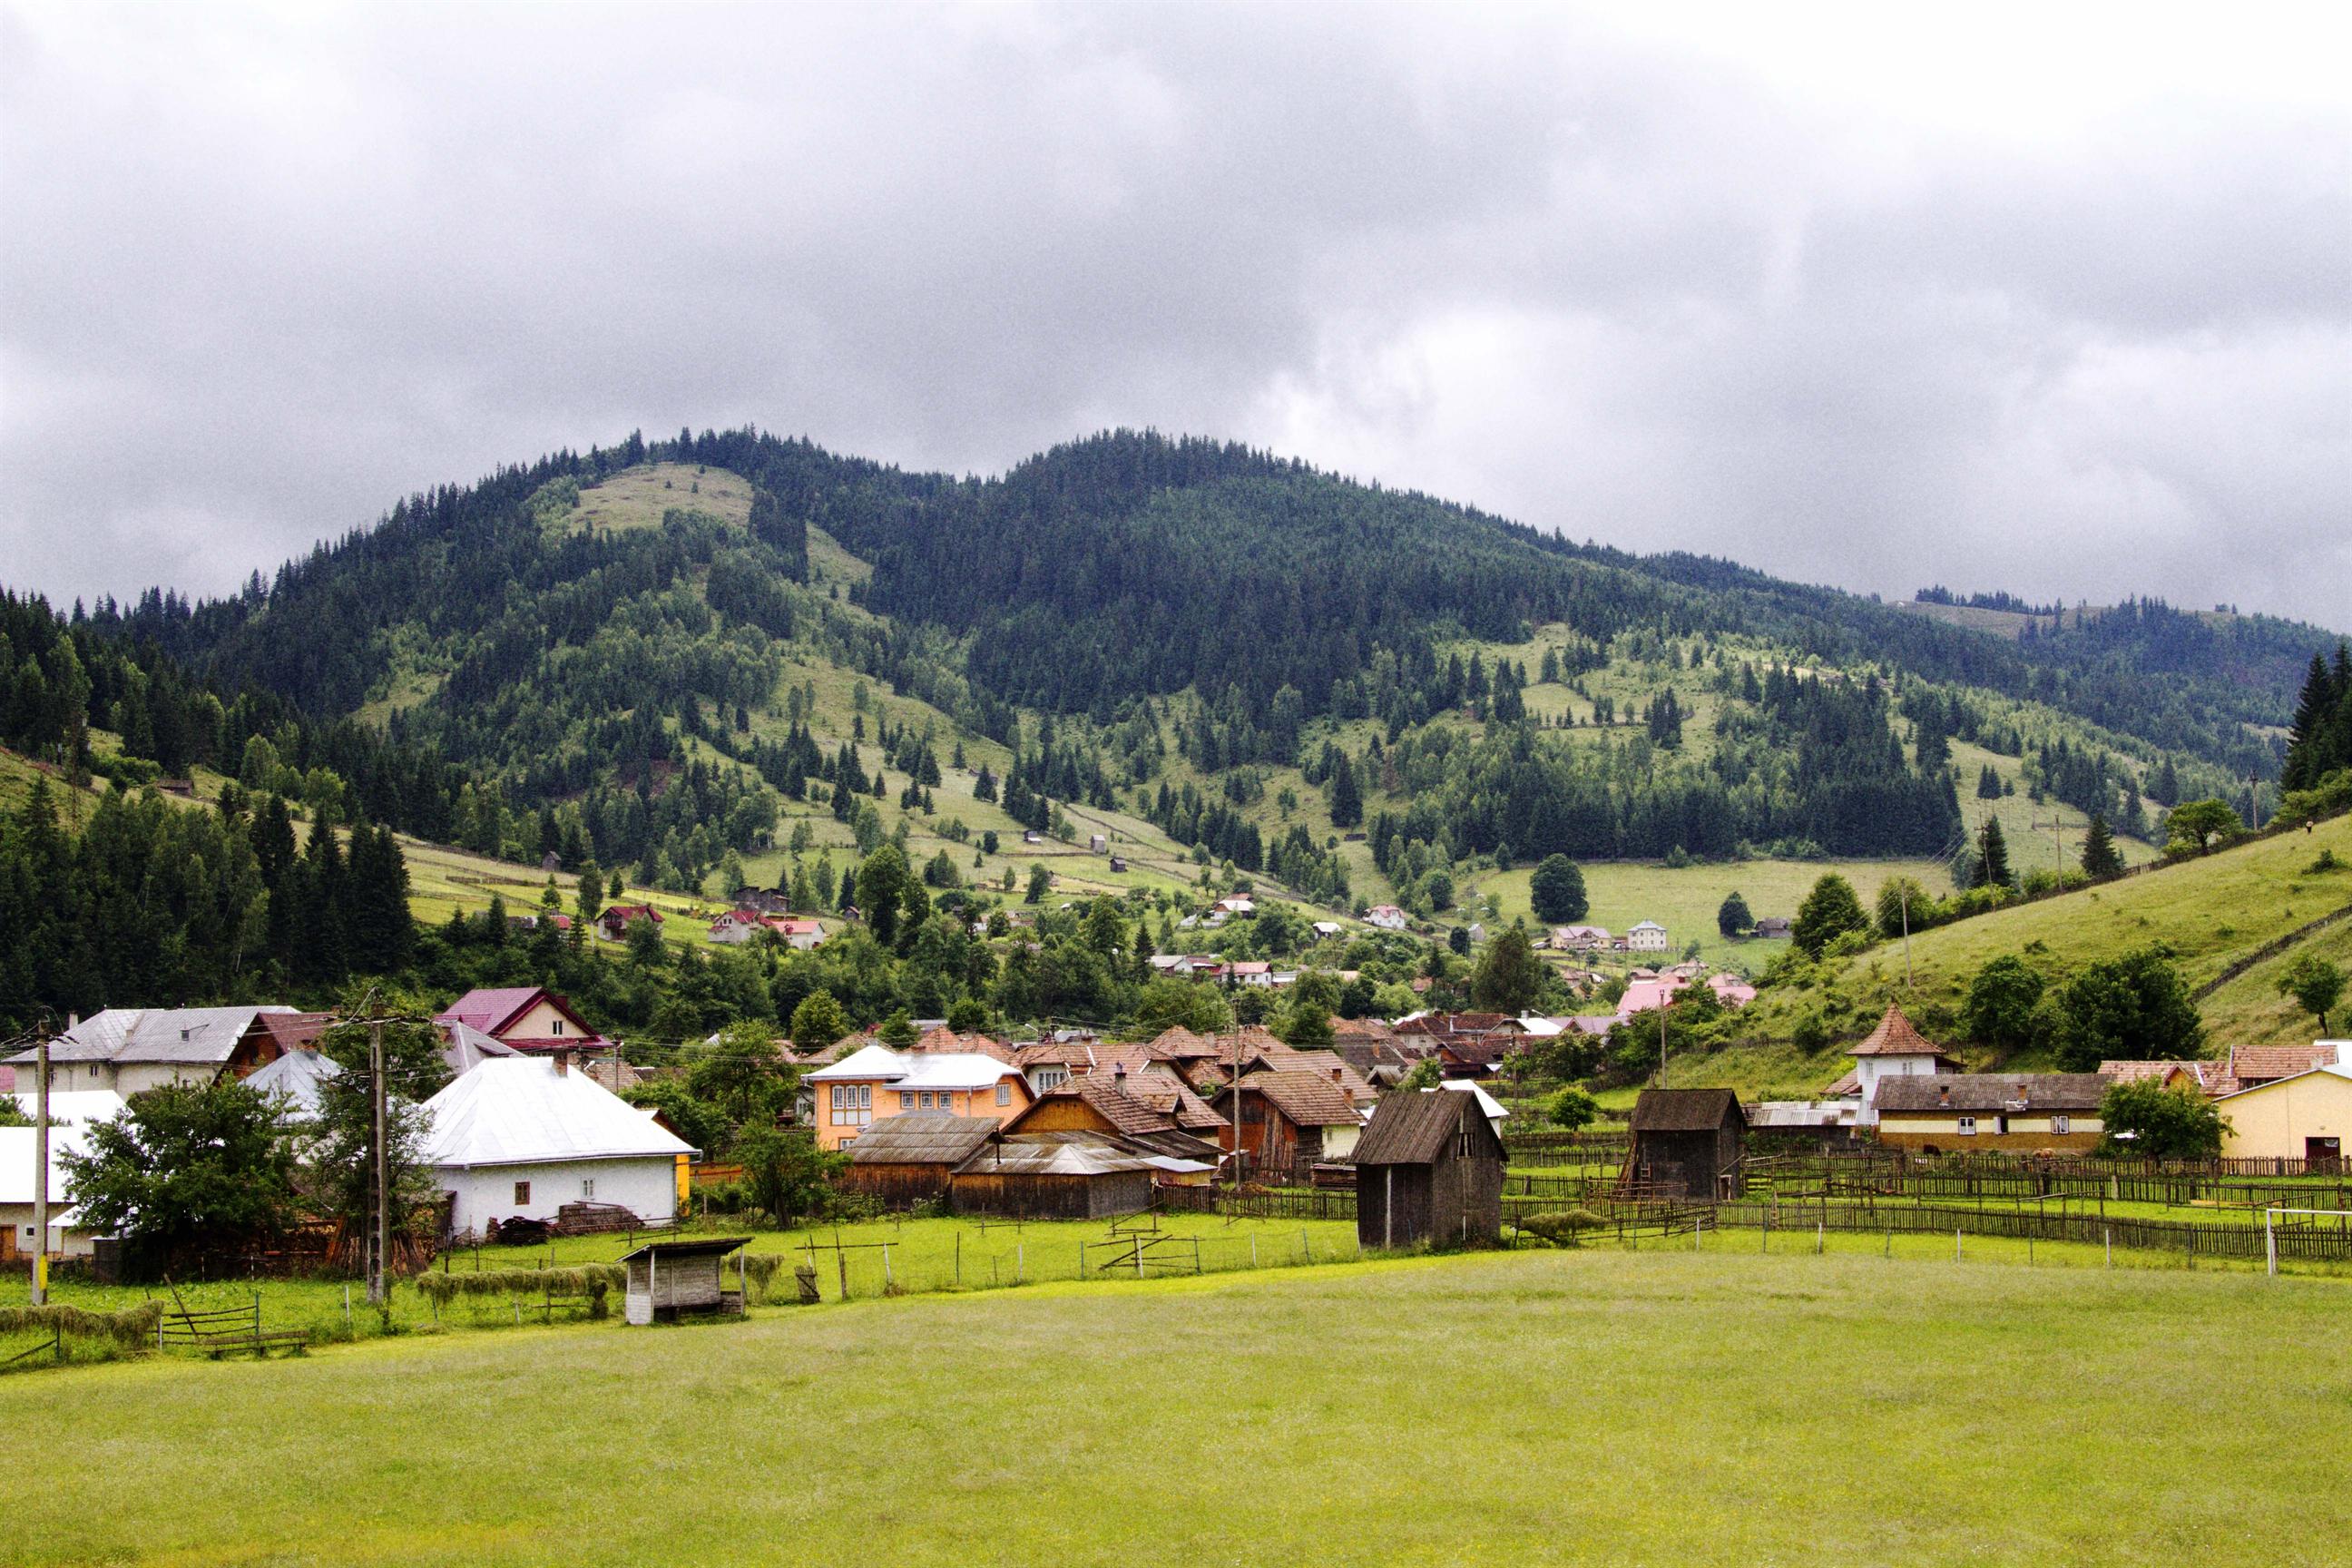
1331,1065,1344,1084
1112,1062,1127,1088
554,1048,572,1077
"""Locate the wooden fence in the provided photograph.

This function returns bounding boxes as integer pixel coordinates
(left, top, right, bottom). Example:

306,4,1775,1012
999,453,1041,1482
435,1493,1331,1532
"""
1710,1197,2352,1263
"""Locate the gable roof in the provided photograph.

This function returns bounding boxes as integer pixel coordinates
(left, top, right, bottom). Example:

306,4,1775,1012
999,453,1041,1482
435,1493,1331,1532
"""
2226,1044,2344,1083
805,1044,1025,1091
1025,1075,1180,1138
1215,1069,1363,1128
419,1058,697,1167
1630,1087,1746,1132
1,1088,126,1129
439,1021,521,1076
1847,1004,1955,1060
243,1047,342,1120
1355,1090,1504,1164
8,1006,302,1068
1873,1073,2110,1114
2213,1061,2352,1102
844,1114,1001,1167
951,1130,1182,1178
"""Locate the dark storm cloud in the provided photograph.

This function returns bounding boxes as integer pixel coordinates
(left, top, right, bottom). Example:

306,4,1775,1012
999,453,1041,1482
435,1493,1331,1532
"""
3,2,2346,626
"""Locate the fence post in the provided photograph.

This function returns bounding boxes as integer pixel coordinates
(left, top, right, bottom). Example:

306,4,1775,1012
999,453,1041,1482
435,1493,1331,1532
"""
1015,1242,1024,1285
1816,1220,1823,1256
2105,1227,2112,1269
1955,1229,1962,1263
2265,1210,2277,1279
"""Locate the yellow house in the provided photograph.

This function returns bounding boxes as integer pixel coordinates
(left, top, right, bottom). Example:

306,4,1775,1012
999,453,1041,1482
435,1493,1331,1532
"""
803,1044,1033,1152
2214,1063,2352,1165
1871,1073,2108,1153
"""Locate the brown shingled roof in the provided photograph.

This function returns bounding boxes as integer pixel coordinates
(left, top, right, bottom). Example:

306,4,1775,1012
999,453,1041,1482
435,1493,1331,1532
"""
1629,1088,1745,1132
1846,1004,1956,1060
1355,1091,1504,1165
2227,1044,2341,1085
1219,1069,1363,1128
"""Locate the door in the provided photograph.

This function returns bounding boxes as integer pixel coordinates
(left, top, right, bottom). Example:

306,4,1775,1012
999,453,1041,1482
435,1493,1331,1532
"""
2307,1136,2342,1172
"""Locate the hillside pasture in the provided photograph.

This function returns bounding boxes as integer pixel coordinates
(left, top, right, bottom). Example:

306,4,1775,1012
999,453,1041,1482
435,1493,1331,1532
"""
565,461,753,534
4,1249,2344,1567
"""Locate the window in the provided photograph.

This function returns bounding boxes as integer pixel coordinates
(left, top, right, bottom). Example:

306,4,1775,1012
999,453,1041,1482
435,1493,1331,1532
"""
902,1092,918,1112
581,1178,594,1199
514,1181,532,1205
1956,1116,1977,1136
1037,1067,1068,1091
996,1082,1012,1106
2052,1115,2071,1135
551,1017,563,1035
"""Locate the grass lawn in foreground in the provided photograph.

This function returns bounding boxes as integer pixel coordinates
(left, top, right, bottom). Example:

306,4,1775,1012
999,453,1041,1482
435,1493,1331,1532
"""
3,1247,2343,1568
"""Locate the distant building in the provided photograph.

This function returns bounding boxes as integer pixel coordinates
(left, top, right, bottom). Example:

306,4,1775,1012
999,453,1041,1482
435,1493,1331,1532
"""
2212,1062,2350,1166
1753,916,1793,939
419,1056,695,1237
4,1006,328,1098
1365,905,1409,931
436,987,610,1054
803,1045,1033,1152
593,904,663,942
1626,920,1670,953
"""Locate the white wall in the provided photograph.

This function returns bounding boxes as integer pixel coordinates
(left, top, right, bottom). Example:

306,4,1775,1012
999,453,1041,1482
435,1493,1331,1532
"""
436,1156,679,1236
1855,1055,1940,1127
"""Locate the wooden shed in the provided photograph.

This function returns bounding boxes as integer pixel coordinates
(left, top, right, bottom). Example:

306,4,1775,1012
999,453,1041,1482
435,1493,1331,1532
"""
1354,1091,1505,1250
619,1235,751,1325
1628,1089,1747,1200
948,1132,1160,1220
839,1114,1000,1207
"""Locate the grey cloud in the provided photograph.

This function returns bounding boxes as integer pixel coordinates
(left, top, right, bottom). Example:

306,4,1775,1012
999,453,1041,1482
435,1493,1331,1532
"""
1,2,2345,630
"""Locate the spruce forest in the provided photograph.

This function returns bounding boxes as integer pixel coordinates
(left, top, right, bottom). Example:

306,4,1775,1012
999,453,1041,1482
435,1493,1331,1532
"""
2,426,2343,1041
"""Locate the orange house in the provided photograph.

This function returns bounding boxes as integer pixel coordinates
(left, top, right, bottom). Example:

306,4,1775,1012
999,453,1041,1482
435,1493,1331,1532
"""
802,1044,1033,1151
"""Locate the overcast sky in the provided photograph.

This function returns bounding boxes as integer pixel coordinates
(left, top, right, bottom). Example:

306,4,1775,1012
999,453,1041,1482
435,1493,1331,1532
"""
4,2,2347,628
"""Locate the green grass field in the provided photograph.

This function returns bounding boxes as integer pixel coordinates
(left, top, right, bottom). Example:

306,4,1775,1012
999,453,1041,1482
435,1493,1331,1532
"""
5,1247,2345,1567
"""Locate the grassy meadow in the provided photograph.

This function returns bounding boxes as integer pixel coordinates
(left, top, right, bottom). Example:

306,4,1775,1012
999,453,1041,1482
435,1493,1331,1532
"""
5,1247,2346,1567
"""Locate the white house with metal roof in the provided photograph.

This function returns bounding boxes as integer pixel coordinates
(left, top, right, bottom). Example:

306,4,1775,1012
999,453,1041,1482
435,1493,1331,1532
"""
3,1006,307,1097
1,1120,98,1259
419,1056,694,1237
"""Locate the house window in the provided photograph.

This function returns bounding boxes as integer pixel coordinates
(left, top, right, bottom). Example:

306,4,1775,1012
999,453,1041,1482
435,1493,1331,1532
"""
551,1018,563,1035
2052,1115,2071,1135
1037,1067,1068,1090
514,1181,532,1205
903,1092,919,1112
996,1082,1012,1106
581,1178,594,1199
1956,1116,1977,1136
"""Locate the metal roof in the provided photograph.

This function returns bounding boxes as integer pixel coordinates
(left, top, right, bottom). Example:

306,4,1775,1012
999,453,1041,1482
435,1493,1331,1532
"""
7,1006,300,1067
1,1089,126,1128
845,1114,1001,1167
0,1123,91,1205
953,1132,1165,1177
243,1049,341,1121
618,1235,752,1261
419,1058,696,1168
806,1044,1024,1091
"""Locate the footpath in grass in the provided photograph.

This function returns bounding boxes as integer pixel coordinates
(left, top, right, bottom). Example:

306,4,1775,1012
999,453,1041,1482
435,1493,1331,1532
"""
4,1248,2345,1568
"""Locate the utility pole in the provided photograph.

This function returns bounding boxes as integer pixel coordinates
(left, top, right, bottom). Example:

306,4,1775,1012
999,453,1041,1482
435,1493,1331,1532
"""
1655,992,1669,1087
31,1031,50,1307
368,1006,388,1307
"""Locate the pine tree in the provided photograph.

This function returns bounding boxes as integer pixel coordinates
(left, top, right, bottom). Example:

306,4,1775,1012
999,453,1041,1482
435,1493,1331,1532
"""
1976,816,2014,890
1976,764,2003,799
1327,751,1362,828
2080,813,2124,879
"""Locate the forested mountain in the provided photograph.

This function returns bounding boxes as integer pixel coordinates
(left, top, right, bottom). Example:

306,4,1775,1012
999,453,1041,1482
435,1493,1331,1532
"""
31,426,2343,904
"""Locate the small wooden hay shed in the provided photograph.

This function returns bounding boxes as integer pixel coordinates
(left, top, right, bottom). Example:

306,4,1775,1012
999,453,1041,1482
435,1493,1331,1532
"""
1354,1091,1505,1250
948,1133,1158,1220
1628,1089,1747,1199
620,1235,752,1325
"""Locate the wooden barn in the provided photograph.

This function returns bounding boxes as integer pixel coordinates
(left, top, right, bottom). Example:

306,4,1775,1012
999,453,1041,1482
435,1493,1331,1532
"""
1353,1091,1505,1250
1628,1089,1747,1199
620,1235,751,1325
839,1114,1000,1206
948,1133,1163,1220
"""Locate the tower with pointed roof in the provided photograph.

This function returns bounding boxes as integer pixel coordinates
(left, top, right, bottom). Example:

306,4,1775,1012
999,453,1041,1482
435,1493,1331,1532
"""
1847,1004,1964,1127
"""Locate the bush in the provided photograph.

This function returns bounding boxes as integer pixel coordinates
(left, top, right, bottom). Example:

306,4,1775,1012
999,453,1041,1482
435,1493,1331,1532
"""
1547,1086,1599,1131
1518,1210,1608,1247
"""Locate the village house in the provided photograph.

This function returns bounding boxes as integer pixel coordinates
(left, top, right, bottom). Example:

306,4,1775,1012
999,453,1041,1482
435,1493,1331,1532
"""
706,910,822,947
4,1006,328,1098
436,986,609,1054
1004,1063,1226,1153
2212,1061,2351,1166
1549,925,1611,951
1312,920,1345,939
1871,1073,2108,1153
803,1044,1033,1152
1845,1004,1965,1127
1626,920,1670,954
1354,1090,1505,1250
1089,833,1109,853
593,903,663,942
419,1054,696,1238
1365,905,1409,931
730,885,793,916
1628,1088,1747,1199
947,1133,1179,1220
243,1046,341,1123
1205,1070,1365,1171
1753,916,1794,939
